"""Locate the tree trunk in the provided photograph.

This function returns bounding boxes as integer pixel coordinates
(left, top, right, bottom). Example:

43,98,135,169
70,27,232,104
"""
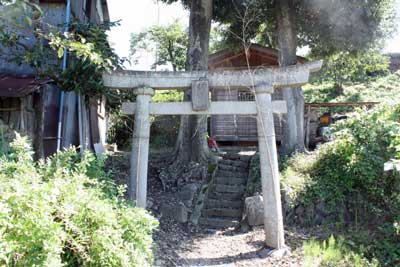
276,0,305,155
175,0,213,163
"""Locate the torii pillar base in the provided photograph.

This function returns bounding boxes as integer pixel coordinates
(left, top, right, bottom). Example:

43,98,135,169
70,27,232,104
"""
255,85,285,249
130,87,154,208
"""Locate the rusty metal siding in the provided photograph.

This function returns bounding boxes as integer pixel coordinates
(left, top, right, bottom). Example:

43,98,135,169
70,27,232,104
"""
42,84,61,157
0,76,40,97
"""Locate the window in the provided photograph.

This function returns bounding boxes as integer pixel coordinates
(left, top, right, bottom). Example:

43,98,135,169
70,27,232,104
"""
238,90,255,101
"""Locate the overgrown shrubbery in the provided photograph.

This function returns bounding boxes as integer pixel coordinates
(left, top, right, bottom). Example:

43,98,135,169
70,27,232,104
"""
311,50,390,94
304,73,400,104
281,104,400,266
282,104,400,221
0,135,158,266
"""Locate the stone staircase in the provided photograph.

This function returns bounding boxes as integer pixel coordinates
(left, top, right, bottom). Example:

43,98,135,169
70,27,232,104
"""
199,152,252,229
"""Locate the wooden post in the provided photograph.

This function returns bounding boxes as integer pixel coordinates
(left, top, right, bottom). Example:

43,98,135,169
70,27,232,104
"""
255,84,285,249
130,87,154,208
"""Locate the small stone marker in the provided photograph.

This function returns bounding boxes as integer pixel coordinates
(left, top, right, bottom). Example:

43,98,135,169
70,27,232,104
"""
191,79,210,111
244,195,264,226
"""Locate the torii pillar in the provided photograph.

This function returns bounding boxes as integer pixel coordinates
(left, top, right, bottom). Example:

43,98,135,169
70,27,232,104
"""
130,87,154,208
255,84,285,248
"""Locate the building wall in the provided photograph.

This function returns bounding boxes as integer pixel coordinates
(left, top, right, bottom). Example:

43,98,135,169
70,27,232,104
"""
0,1,109,156
0,0,108,76
0,5,37,75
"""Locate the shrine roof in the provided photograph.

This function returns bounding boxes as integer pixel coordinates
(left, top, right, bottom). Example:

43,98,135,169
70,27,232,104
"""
208,44,306,70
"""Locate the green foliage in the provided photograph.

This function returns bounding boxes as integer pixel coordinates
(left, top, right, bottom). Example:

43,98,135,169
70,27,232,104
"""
107,91,184,150
0,0,122,97
311,51,390,92
107,109,134,149
245,154,262,197
152,90,184,103
303,236,378,267
130,20,188,71
304,73,400,104
149,91,182,149
296,0,396,56
49,20,122,96
283,105,400,217
0,135,158,266
171,0,396,57
209,24,233,53
280,104,400,266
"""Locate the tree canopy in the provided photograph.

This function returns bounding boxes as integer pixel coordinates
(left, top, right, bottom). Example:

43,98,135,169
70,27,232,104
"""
162,0,396,56
130,21,188,71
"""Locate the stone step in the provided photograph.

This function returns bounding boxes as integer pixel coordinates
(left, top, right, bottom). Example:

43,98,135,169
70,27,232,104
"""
205,199,243,209
208,191,243,201
217,170,248,179
198,217,240,228
218,164,247,173
222,153,252,161
222,154,240,160
213,184,246,194
202,208,242,218
215,177,246,186
219,159,249,168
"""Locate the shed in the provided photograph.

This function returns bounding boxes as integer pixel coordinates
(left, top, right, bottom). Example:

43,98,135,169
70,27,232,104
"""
208,44,305,143
0,0,109,158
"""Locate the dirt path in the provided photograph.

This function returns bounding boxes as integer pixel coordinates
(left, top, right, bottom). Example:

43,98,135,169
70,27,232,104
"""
154,217,309,267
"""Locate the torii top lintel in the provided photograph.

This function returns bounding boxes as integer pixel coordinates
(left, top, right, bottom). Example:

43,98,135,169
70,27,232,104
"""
103,60,323,90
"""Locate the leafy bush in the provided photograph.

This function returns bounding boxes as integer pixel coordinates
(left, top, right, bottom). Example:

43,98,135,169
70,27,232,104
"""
280,104,400,266
282,105,400,218
245,154,262,197
152,90,183,103
304,73,400,104
303,236,378,267
0,135,158,266
310,51,389,94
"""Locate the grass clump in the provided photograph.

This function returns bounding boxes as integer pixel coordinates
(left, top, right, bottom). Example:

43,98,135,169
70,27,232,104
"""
0,135,158,267
303,236,378,267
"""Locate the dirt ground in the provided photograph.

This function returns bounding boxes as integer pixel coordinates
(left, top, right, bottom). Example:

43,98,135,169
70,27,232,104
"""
149,189,315,267
153,215,314,267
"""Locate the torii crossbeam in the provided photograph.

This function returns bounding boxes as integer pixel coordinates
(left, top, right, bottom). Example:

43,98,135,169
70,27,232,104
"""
103,60,322,250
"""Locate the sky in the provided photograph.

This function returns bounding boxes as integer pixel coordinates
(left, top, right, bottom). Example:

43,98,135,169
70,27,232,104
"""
107,0,189,70
107,0,400,71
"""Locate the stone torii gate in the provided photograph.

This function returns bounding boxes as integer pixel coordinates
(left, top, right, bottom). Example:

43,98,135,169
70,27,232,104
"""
103,60,322,249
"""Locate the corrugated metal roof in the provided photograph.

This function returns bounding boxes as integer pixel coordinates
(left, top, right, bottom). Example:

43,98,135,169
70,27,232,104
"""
0,75,42,97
